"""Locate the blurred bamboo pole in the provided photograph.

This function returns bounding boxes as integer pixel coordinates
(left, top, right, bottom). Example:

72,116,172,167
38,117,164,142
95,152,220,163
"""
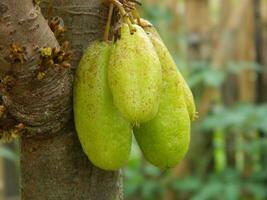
166,0,183,56
235,0,256,173
4,143,20,199
237,0,256,103
210,0,232,175
185,0,211,60
213,129,226,172
254,0,267,102
0,156,4,199
184,0,211,175
252,0,266,173
199,0,251,174
198,0,250,118
254,0,267,173
220,0,231,28
167,0,180,30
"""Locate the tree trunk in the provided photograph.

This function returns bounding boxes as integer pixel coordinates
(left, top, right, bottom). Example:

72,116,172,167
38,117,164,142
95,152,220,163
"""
0,0,123,199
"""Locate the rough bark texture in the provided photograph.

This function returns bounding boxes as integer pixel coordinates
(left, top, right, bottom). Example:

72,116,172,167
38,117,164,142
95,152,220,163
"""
0,0,123,199
0,0,71,134
20,126,122,200
41,0,109,66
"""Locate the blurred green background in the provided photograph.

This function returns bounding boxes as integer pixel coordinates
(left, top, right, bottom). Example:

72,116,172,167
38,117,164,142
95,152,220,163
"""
1,0,267,199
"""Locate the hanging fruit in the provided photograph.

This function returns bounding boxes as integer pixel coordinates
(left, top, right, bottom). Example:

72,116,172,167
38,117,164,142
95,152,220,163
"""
73,0,196,170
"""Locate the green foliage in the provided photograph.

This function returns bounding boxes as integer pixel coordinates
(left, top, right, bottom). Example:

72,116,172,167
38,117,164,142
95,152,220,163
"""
125,160,267,200
201,104,267,134
188,66,226,88
188,61,261,88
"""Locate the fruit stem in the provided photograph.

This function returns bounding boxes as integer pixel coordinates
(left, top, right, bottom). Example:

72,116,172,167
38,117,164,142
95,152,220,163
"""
128,13,136,24
132,9,142,26
128,0,142,6
111,0,136,33
104,3,114,41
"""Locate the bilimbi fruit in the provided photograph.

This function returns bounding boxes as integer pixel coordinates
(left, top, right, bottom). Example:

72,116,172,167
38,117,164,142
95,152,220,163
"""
141,19,196,121
73,10,196,170
73,42,132,171
108,23,162,124
134,22,191,168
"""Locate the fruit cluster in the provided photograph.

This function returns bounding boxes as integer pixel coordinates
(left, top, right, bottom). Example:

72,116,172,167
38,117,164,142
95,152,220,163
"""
73,1,196,171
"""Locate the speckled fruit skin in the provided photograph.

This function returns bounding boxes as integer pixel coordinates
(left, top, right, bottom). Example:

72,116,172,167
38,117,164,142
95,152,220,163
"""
108,24,162,124
73,42,132,171
134,23,191,169
142,20,196,121
134,66,191,168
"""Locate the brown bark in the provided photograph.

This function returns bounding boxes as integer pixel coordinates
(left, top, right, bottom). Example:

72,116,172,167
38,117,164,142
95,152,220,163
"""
0,0,123,199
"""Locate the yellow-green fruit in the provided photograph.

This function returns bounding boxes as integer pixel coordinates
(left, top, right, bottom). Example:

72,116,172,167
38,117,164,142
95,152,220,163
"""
108,24,162,124
141,20,196,121
73,41,132,171
134,60,191,169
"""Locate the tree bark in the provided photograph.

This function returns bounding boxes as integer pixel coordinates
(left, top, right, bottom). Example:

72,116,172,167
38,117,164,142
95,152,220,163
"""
0,0,123,199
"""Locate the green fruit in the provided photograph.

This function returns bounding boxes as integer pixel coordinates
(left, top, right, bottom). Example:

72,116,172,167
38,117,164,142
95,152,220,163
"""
134,24,191,169
108,23,162,124
73,41,132,171
134,69,191,168
141,19,196,121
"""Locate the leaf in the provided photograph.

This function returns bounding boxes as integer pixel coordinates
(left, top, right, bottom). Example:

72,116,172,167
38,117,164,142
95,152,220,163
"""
200,103,267,133
192,181,223,200
141,180,161,199
172,176,202,191
203,68,226,87
244,182,267,198
224,183,241,200
226,61,261,74
144,164,161,177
